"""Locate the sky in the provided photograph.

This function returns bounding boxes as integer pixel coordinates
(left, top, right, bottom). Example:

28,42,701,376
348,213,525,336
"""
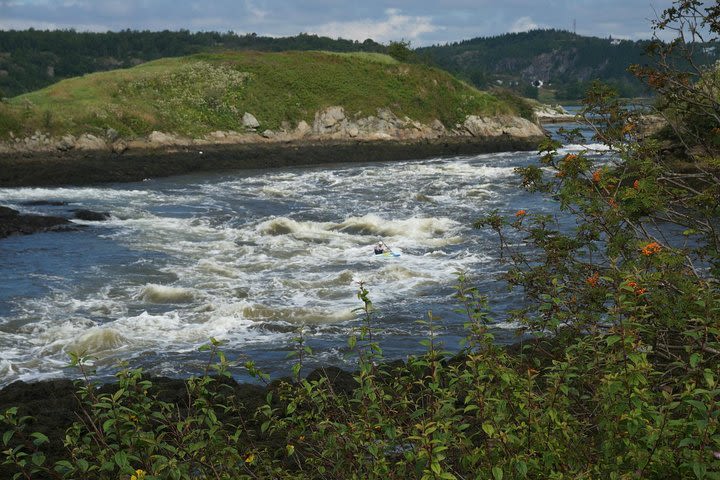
0,0,677,46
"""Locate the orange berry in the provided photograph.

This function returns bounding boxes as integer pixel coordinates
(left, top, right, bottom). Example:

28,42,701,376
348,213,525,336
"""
641,242,662,256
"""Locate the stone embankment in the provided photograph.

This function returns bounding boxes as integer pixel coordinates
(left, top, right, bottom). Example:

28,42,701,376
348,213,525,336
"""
0,107,546,187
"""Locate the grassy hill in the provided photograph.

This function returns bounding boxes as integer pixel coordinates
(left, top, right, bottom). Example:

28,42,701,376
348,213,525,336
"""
0,30,386,98
0,50,524,140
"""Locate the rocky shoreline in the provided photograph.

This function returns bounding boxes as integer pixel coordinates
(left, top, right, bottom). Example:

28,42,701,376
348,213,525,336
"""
0,107,546,187
0,134,544,188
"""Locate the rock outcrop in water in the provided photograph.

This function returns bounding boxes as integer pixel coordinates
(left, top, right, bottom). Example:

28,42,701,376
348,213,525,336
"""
0,205,76,238
72,209,111,221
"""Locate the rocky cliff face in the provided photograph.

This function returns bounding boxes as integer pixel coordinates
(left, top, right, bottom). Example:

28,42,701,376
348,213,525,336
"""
0,107,545,155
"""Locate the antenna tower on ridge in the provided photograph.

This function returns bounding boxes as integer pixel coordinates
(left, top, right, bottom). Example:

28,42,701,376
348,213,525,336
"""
573,19,577,35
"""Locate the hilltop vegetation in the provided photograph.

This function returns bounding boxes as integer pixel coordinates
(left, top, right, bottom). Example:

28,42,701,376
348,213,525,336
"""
2,28,716,104
418,29,715,100
0,30,385,98
0,50,522,140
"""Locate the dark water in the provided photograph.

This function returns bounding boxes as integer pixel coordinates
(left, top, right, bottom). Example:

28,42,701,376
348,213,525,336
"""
0,123,606,385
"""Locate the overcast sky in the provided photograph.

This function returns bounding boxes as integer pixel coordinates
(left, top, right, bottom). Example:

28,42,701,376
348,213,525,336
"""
0,1,677,45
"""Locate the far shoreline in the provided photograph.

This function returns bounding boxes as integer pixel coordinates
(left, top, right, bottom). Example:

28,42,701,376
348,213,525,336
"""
0,135,543,188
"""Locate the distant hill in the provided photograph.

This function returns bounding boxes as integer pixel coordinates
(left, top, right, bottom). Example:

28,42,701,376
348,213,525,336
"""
417,29,716,100
2,29,713,103
0,50,523,139
0,30,385,98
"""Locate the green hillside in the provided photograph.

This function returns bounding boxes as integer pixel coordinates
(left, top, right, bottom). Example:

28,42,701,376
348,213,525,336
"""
0,30,386,98
0,50,521,140
417,29,706,100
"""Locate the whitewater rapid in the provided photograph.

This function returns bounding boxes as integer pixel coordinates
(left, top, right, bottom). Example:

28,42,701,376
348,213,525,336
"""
0,136,605,385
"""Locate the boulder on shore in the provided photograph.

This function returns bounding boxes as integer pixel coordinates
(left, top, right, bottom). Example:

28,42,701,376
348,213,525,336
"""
242,112,260,129
463,115,545,139
75,133,107,151
314,106,346,133
295,121,312,137
148,131,179,146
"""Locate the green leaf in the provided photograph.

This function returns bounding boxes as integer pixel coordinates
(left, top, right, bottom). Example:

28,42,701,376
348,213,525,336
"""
515,460,528,476
606,335,621,347
703,369,715,388
3,430,13,446
692,461,707,479
286,402,297,415
31,452,45,467
54,460,74,473
286,444,295,456
690,353,701,368
261,420,271,433
685,400,708,414
30,432,49,446
482,422,495,436
114,450,130,471
492,466,504,480
102,418,116,433
111,388,125,402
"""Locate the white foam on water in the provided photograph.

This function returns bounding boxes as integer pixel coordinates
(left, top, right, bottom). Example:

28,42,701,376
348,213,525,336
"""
0,186,204,208
138,284,198,304
0,150,563,386
64,327,128,354
557,143,613,154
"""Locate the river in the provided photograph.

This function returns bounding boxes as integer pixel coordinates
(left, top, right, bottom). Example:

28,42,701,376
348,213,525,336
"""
0,122,608,386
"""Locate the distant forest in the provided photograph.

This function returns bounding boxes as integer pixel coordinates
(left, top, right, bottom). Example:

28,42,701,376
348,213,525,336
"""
419,29,671,100
0,30,385,97
1,28,714,100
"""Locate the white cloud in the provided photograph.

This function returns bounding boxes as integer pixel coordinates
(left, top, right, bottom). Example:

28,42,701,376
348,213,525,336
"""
244,0,268,22
510,16,542,33
308,7,440,43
